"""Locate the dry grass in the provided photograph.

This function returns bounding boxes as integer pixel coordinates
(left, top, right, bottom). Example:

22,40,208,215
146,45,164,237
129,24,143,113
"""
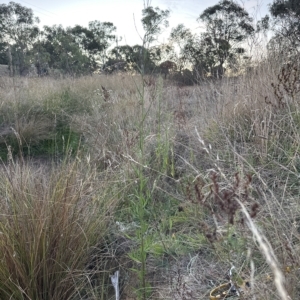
0,156,118,300
0,54,299,299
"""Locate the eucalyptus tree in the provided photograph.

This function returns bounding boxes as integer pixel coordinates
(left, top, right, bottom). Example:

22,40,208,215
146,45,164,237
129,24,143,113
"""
107,44,158,73
197,0,255,77
139,6,170,74
42,21,117,74
168,24,214,79
0,1,40,75
0,42,8,65
141,6,170,48
270,0,300,55
105,6,169,75
68,25,100,71
42,25,91,75
169,24,194,71
29,38,51,76
88,21,116,66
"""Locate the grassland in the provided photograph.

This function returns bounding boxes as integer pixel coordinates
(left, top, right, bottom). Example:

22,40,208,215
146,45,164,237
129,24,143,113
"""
0,55,299,300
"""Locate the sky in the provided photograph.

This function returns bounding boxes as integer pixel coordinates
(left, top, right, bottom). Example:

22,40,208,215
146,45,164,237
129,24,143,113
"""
1,0,273,46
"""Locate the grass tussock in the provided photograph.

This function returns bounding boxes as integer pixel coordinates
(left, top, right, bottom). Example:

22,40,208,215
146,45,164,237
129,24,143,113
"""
0,156,117,300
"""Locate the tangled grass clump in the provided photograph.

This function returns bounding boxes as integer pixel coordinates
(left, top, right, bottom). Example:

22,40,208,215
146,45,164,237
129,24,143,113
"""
0,156,117,300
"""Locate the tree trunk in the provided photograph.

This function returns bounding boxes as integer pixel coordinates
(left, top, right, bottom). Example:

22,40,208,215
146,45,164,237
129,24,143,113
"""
7,44,13,77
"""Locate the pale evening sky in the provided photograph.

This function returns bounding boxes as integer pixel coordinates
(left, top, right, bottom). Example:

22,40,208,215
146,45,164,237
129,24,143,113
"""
2,0,273,46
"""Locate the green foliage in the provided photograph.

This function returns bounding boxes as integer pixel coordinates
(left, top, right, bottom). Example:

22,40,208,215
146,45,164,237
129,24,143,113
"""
0,2,40,42
0,42,8,64
256,15,270,33
67,21,117,70
0,84,93,161
41,25,93,75
0,118,81,161
270,0,300,54
88,20,116,65
141,6,170,47
139,6,170,75
103,57,128,73
127,175,153,300
30,41,51,76
0,2,117,76
197,0,254,74
169,24,194,70
0,1,40,75
270,0,300,19
170,24,193,45
108,45,158,74
170,68,194,85
159,60,177,79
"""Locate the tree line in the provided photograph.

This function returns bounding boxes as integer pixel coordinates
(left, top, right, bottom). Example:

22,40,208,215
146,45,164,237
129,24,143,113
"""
0,0,299,80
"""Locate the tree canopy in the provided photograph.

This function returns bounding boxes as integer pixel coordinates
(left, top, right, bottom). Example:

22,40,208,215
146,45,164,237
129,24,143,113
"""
141,6,170,47
0,1,40,75
0,0,295,79
270,0,300,54
197,0,254,77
